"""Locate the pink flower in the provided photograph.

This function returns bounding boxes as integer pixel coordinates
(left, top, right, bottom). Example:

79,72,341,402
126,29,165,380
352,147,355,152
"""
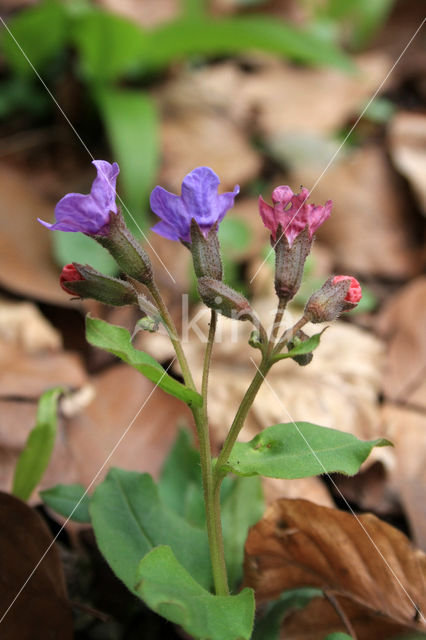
258,186,332,245
332,275,362,307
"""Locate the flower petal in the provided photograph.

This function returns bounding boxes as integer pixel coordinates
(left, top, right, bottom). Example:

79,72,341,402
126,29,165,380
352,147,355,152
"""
180,167,222,226
150,184,189,236
47,193,108,234
91,160,119,215
258,196,276,236
214,185,240,225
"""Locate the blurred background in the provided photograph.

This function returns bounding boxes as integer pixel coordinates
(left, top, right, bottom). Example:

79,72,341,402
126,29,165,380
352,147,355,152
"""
0,0,425,637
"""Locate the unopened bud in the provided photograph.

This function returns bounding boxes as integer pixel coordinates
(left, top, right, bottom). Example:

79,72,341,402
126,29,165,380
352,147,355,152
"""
249,330,263,351
60,263,138,306
274,225,312,302
304,275,361,323
95,210,153,284
190,219,223,280
197,277,253,321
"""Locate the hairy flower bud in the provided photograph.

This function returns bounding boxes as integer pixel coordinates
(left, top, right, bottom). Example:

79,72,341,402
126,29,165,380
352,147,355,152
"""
190,219,223,280
197,277,253,321
95,211,153,284
60,263,138,306
304,275,361,323
274,225,312,302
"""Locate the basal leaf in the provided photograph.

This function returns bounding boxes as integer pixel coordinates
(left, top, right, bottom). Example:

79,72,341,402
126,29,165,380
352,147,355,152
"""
85,315,202,408
142,17,353,71
136,545,255,640
40,483,90,523
12,387,64,501
221,476,264,590
222,422,392,479
90,469,211,593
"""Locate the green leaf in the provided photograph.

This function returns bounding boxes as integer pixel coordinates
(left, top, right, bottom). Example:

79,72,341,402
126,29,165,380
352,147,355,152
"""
40,483,90,523
52,231,118,276
90,469,212,593
222,422,392,479
95,87,159,232
2,0,67,76
85,315,202,408
323,634,353,640
252,588,321,640
70,8,147,82
159,429,205,528
273,329,326,362
12,387,64,501
221,476,264,590
136,545,255,640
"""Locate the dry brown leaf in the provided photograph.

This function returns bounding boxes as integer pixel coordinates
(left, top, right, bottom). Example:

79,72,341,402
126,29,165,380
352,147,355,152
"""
158,112,261,193
279,595,408,640
0,492,73,639
0,165,69,305
0,300,62,353
377,277,426,406
98,0,178,27
389,111,426,215
244,498,426,632
382,403,426,552
291,146,420,278
66,364,193,487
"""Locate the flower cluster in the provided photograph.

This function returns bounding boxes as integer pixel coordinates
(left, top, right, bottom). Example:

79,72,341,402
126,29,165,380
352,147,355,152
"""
39,160,361,323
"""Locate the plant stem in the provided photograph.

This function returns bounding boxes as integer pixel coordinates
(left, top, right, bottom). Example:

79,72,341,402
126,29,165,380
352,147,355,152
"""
147,281,196,388
214,354,271,486
273,314,308,356
148,286,229,595
268,298,287,353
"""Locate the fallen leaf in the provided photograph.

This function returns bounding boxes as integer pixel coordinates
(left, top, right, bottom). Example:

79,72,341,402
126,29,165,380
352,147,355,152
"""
382,403,426,552
98,0,178,27
377,277,426,407
389,111,426,215
291,146,421,278
0,301,62,353
0,491,73,639
158,111,261,193
244,498,426,632
66,363,193,487
0,165,69,305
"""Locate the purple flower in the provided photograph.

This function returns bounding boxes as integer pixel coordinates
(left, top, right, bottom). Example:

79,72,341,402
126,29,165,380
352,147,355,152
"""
150,167,239,243
259,186,332,246
38,160,120,235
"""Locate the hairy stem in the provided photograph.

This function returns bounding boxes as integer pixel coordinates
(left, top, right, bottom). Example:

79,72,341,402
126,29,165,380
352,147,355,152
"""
148,286,228,595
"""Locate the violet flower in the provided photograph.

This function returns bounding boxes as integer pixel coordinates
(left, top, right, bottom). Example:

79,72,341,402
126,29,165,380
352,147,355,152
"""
259,186,332,246
150,167,239,243
39,160,120,235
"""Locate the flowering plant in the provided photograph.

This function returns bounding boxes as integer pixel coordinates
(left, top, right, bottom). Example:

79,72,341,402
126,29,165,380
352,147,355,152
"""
38,162,386,640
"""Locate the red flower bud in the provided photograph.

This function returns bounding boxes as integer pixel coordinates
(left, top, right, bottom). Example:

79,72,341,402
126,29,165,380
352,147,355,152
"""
60,264,84,295
332,275,362,307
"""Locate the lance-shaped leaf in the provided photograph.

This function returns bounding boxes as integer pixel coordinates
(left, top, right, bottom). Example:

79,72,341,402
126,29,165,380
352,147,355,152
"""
136,545,255,640
86,316,202,407
90,469,211,593
221,422,391,479
273,329,326,362
40,483,90,523
12,386,64,501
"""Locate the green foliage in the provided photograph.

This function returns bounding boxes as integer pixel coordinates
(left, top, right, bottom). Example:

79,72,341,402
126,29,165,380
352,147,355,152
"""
159,428,205,528
2,0,67,76
90,468,212,592
221,476,264,589
273,329,326,362
12,387,64,501
40,483,90,523
85,315,202,408
252,588,322,640
323,634,353,640
221,422,392,479
325,0,396,48
95,87,159,233
136,545,255,640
